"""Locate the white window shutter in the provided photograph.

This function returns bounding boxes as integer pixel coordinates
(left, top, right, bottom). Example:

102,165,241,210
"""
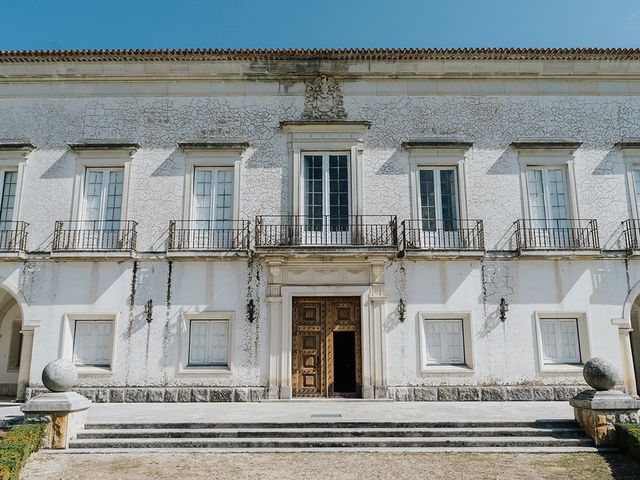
424,319,464,365
540,318,580,364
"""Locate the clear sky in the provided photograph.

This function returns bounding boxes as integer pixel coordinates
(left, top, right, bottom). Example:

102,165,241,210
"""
2,0,640,51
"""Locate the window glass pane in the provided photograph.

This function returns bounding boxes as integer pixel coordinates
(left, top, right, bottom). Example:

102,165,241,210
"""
189,320,210,364
439,169,458,230
214,169,234,227
189,319,228,366
424,319,464,365
540,319,580,364
527,169,546,227
104,171,123,230
328,154,349,228
194,169,213,225
419,169,436,230
634,169,640,215
73,321,112,366
547,168,568,226
303,155,324,231
0,171,17,228
84,170,104,222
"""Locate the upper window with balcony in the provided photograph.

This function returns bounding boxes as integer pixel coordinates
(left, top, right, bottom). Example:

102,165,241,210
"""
621,144,640,252
0,143,30,254
169,143,248,254
55,143,138,255
401,141,483,254
514,143,598,253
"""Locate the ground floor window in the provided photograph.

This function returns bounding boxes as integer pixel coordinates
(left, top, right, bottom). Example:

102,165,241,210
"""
539,318,581,364
72,320,113,367
188,319,229,367
423,319,465,365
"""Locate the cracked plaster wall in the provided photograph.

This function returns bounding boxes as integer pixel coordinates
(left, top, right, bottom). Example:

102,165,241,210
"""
2,77,640,389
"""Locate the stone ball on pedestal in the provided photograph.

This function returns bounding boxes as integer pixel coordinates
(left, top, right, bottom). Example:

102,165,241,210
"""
42,359,78,392
583,357,618,391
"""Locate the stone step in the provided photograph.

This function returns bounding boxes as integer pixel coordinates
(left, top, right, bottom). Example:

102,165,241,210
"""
83,420,578,430
76,426,587,440
69,435,593,449
55,446,613,454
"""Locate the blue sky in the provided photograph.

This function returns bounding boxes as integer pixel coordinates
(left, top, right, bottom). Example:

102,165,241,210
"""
2,0,640,50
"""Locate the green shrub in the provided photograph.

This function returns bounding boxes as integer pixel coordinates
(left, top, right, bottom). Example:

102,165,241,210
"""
0,423,45,480
616,423,640,462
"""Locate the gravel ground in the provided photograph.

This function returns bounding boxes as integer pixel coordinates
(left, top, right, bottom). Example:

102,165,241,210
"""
19,452,640,480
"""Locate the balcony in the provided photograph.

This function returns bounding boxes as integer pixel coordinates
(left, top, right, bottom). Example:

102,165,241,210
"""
514,219,599,254
255,215,398,251
52,220,138,256
401,219,484,256
0,221,28,256
622,219,640,253
168,220,250,254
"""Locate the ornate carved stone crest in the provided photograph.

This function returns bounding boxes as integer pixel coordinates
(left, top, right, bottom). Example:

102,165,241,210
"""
302,75,347,120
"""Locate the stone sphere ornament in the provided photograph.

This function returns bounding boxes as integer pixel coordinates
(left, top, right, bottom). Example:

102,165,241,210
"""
583,357,619,391
42,358,78,392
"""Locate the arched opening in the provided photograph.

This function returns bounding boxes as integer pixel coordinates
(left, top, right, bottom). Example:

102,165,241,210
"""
631,300,640,392
0,290,23,400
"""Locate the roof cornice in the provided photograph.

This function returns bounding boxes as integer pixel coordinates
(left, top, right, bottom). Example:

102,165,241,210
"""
1,48,640,63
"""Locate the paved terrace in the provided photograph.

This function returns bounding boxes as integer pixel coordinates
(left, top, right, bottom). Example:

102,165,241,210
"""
2,400,574,426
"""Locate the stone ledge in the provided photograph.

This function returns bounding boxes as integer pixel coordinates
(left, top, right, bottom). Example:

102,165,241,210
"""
25,387,267,403
570,389,640,410
21,392,91,412
23,385,589,402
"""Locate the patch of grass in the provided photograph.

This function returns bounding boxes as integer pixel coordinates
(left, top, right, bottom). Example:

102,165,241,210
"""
0,424,45,480
616,423,640,462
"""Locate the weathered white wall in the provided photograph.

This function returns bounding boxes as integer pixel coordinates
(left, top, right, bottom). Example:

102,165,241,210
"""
0,61,639,398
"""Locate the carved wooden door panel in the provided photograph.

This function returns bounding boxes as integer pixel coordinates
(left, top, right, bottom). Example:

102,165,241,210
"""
292,297,361,398
292,298,326,397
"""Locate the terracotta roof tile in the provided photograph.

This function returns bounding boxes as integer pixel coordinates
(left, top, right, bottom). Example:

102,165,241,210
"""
0,48,639,63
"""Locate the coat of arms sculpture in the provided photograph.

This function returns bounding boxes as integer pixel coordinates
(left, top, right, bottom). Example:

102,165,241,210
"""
302,75,347,120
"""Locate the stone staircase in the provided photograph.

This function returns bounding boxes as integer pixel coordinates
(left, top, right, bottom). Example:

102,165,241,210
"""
67,419,602,452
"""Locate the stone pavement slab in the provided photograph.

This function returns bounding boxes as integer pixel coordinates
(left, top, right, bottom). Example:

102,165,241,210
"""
84,401,574,424
3,400,576,427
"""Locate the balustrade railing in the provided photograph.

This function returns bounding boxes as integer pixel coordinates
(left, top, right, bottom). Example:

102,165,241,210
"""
255,215,398,248
53,220,138,252
168,220,250,251
514,219,599,251
0,221,28,252
401,219,484,251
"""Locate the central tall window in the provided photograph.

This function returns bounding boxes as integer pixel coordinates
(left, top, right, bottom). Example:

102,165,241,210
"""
303,152,350,234
83,168,124,230
526,166,569,229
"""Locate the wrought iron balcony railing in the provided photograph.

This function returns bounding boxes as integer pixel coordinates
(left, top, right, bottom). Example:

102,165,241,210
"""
401,219,484,252
53,220,138,253
0,221,28,253
514,219,599,251
622,219,640,251
168,220,250,252
255,215,398,248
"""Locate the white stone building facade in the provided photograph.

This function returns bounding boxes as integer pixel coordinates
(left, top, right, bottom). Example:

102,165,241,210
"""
1,48,640,402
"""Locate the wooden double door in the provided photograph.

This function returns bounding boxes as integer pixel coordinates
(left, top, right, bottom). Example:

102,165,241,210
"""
292,296,362,397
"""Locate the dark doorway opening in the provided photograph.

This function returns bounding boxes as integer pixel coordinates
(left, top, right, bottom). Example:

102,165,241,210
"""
333,331,356,394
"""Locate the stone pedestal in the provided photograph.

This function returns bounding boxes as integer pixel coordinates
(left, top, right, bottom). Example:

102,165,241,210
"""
570,389,640,446
21,392,91,449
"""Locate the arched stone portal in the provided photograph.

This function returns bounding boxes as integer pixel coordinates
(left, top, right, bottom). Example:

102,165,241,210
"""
0,281,34,401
